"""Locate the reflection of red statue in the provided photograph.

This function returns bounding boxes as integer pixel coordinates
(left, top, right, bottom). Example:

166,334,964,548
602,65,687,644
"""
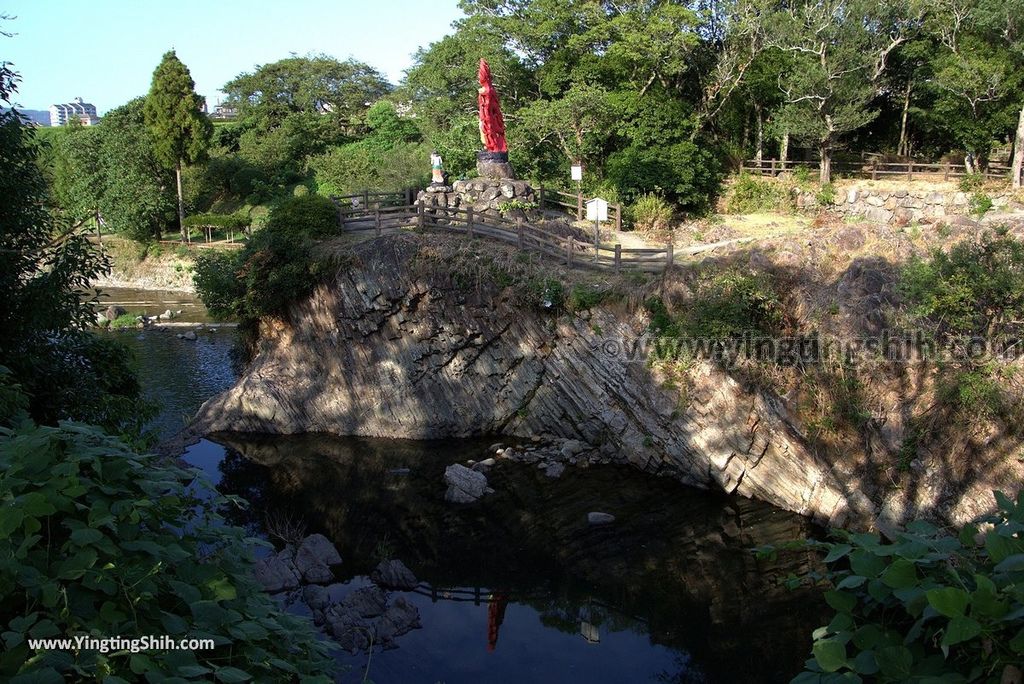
477,59,507,153
487,592,509,652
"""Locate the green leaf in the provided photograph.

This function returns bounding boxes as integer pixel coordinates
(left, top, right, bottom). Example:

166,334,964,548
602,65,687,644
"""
852,649,879,675
926,587,970,618
825,590,857,615
881,559,917,589
215,666,253,682
19,492,57,517
0,507,25,536
812,639,848,673
69,528,104,545
206,576,237,602
994,554,1024,573
1009,628,1024,654
849,550,886,578
824,544,853,563
57,548,97,579
942,616,982,647
11,668,64,684
874,645,913,679
836,575,866,589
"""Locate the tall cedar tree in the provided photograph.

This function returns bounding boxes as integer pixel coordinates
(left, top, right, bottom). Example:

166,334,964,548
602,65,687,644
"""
143,51,211,240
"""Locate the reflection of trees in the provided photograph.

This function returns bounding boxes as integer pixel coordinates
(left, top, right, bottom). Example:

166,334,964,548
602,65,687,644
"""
211,432,826,683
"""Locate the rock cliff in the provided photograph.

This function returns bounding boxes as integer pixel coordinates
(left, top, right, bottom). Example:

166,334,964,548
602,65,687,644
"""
190,232,1018,529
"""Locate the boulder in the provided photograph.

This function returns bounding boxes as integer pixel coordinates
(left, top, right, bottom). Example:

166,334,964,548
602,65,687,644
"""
444,463,488,503
545,463,566,478
253,552,301,593
294,533,342,584
103,305,127,321
587,512,616,526
371,559,418,590
182,330,198,341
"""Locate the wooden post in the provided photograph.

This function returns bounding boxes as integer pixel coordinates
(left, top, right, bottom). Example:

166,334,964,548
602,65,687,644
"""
467,207,474,237
362,188,369,209
943,163,950,182
516,218,524,249
374,208,381,236
567,236,575,267
417,203,425,230
614,244,621,274
907,162,913,181
577,191,583,221
666,243,674,270
871,163,878,181
770,159,776,177
615,204,622,232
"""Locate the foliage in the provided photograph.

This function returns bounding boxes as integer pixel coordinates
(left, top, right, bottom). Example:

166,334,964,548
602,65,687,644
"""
181,212,251,231
970,193,993,217
816,183,837,206
0,61,146,435
899,232,1024,339
959,172,985,193
307,141,430,196
606,140,722,211
630,193,673,232
679,268,785,339
725,174,795,214
566,284,610,312
143,50,212,173
0,419,335,682
779,491,1024,683
496,199,538,213
264,194,338,238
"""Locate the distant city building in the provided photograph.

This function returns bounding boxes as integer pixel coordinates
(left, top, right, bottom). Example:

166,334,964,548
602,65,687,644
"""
210,103,238,120
49,97,99,126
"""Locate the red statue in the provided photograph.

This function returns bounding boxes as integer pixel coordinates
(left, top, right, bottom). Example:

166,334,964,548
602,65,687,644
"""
477,59,507,153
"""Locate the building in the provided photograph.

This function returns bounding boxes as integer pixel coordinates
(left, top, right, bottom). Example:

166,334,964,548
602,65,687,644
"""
210,103,239,120
49,97,100,126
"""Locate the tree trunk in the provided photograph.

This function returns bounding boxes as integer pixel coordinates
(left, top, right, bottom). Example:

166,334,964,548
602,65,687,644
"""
780,130,790,163
175,160,186,241
754,104,764,163
1012,102,1024,189
819,144,832,184
897,80,912,157
964,152,975,175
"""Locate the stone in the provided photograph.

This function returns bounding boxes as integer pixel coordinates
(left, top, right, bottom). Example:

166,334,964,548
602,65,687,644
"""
865,195,885,207
472,457,496,472
253,552,301,593
836,226,865,250
545,462,566,478
103,305,127,321
561,440,586,457
587,512,616,526
338,586,388,619
182,330,198,341
294,533,342,583
477,158,515,180
381,596,420,637
371,559,418,590
159,309,174,320
302,584,331,613
444,463,488,503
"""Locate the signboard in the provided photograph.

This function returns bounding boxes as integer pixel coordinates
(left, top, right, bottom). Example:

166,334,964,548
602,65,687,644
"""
586,198,609,222
570,164,583,181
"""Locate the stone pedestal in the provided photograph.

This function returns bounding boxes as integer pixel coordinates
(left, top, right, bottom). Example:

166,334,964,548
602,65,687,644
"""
416,178,539,222
476,150,515,180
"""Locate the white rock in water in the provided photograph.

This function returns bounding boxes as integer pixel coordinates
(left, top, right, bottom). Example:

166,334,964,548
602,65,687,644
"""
182,330,197,341
587,512,616,526
444,463,488,503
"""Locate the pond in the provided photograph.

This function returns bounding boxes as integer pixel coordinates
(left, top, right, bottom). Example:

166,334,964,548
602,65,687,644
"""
111,292,825,684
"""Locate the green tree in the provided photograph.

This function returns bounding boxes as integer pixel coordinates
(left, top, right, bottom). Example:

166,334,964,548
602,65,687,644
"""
144,50,213,240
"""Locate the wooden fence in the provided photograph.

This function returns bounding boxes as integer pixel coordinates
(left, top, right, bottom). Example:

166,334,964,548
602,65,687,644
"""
535,186,624,231
334,201,673,274
740,158,1013,181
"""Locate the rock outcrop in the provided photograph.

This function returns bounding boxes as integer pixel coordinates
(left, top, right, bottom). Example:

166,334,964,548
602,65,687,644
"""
189,233,1012,529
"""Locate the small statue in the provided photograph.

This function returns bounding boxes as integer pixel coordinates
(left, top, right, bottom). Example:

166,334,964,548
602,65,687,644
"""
430,151,445,185
477,59,507,153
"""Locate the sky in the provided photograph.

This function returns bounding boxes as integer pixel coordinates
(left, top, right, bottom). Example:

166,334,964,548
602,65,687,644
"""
1,0,466,114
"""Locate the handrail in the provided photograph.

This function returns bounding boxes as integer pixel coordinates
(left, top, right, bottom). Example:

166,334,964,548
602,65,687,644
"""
740,158,1013,181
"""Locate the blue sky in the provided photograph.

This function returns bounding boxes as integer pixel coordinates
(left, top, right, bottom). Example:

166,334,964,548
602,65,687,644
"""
1,0,465,113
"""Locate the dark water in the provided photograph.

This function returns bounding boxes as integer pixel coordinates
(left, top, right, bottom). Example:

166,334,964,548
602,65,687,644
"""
118,290,824,684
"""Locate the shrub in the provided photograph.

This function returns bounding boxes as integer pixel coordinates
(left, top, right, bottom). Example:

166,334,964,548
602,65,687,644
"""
566,284,609,312
816,182,837,206
307,141,430,197
630,193,673,232
774,491,1024,683
605,140,722,212
192,250,246,319
292,184,310,197
970,192,993,217
0,419,334,681
725,174,794,214
958,171,984,192
496,199,538,213
680,268,784,339
265,194,338,239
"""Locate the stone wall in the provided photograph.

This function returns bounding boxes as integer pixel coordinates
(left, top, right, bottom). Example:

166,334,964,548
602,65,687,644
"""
796,186,1018,224
416,178,538,221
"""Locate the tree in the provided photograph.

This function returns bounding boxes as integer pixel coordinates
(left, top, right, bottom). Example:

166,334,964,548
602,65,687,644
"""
144,50,212,240
770,0,918,182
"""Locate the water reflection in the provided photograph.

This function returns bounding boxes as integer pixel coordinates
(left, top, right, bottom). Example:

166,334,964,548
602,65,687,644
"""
186,433,825,683
91,286,212,323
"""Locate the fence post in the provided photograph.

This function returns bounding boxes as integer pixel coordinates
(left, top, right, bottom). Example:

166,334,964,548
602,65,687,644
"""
374,208,381,236
538,186,545,210
943,163,950,182
871,162,878,181
567,236,575,267
666,242,674,271
907,162,913,181
614,244,621,274
615,204,622,232
362,188,369,209
467,207,474,237
770,159,776,177
516,218,524,249
577,192,583,221
417,203,425,230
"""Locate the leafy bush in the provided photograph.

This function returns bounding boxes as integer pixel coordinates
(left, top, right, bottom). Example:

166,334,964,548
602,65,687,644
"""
900,232,1024,340
307,141,430,197
265,195,338,239
680,268,784,339
0,419,334,682
970,193,993,217
777,491,1024,683
182,212,251,231
630,193,673,232
605,140,722,212
817,182,837,206
496,199,538,213
958,172,984,192
725,174,795,213
566,284,610,312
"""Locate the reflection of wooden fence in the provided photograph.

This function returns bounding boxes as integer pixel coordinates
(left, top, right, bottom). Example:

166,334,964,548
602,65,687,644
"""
334,201,674,274
740,158,1013,181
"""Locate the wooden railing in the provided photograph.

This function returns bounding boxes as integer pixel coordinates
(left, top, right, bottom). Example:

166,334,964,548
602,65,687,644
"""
740,158,1013,181
337,202,673,274
535,186,624,231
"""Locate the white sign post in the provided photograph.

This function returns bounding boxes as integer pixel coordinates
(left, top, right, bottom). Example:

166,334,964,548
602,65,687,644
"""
570,164,583,181
585,198,609,262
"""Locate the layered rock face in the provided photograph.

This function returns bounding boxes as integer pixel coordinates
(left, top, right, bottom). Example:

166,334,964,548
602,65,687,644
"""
192,234,873,526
